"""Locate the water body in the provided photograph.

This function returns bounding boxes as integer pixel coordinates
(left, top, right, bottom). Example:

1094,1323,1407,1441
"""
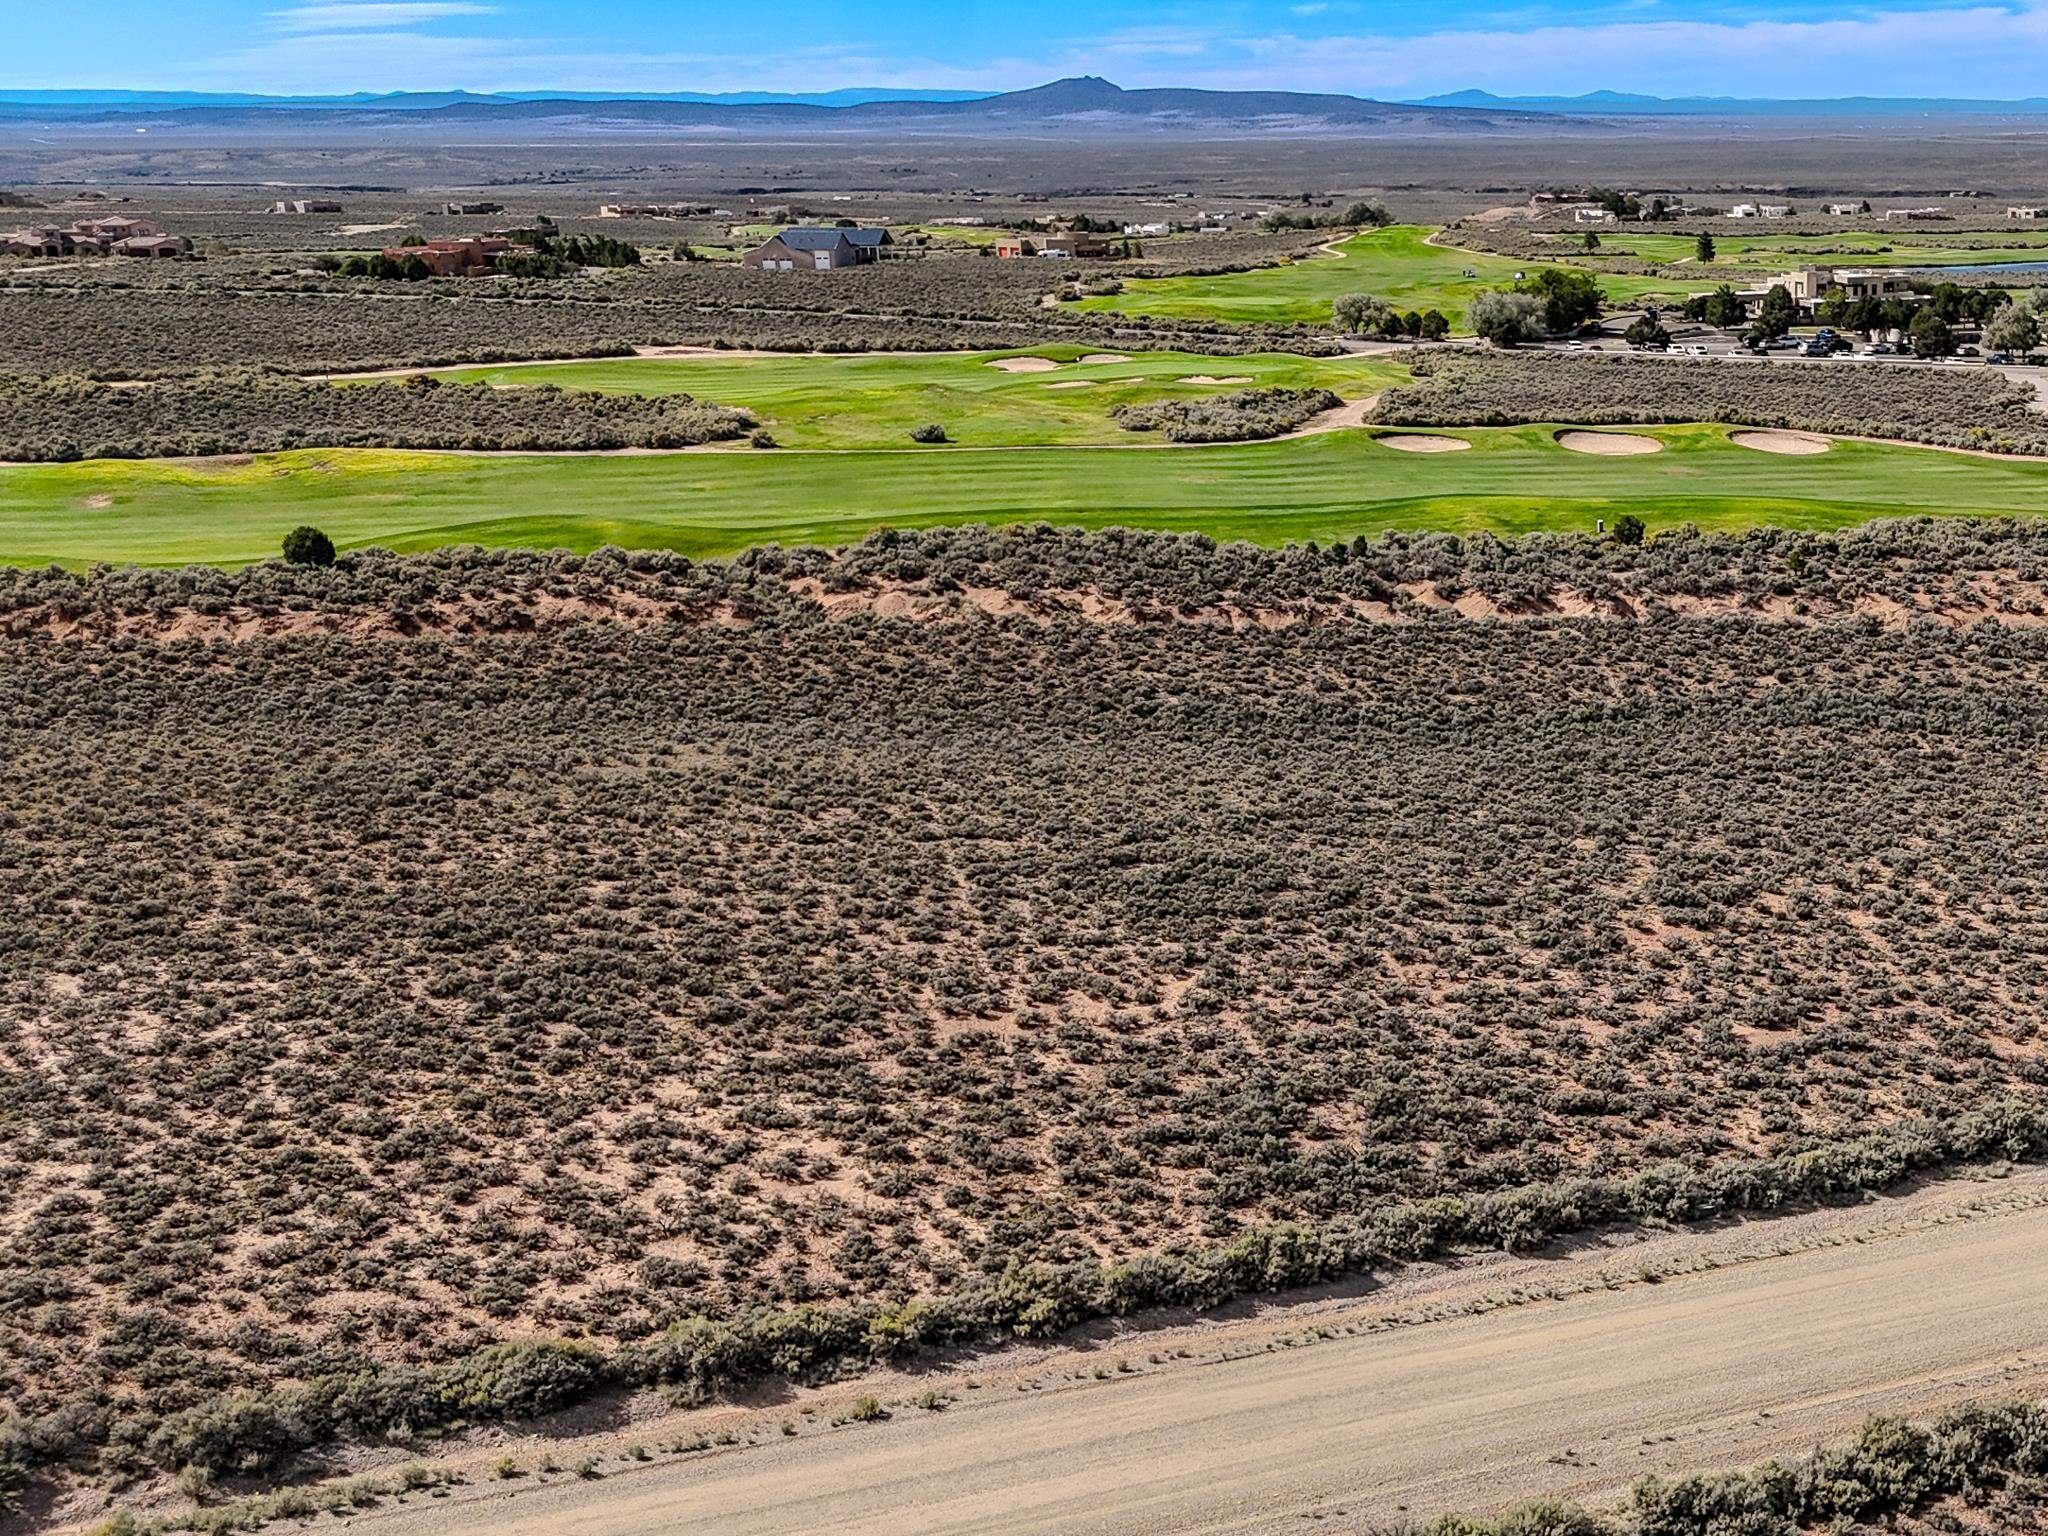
1919,260,2048,274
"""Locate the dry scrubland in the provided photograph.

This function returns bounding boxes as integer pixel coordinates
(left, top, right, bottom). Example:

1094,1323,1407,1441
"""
0,373,754,461
0,240,1337,380
6,523,2048,1513
1374,350,2048,456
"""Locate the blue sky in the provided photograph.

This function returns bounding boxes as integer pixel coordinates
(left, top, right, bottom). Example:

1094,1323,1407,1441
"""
12,0,2048,98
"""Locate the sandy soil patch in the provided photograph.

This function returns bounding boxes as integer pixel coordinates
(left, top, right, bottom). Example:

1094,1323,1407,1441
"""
81,494,112,509
1044,380,1098,390
1080,353,1132,364
1376,433,1472,454
336,222,407,236
1731,429,1832,456
1556,430,1663,456
987,356,1062,373
1178,374,1254,385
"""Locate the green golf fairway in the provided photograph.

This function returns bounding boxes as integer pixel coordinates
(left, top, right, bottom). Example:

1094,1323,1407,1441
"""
418,348,1408,449
1589,229,2048,272
1072,226,1717,328
4,424,2045,567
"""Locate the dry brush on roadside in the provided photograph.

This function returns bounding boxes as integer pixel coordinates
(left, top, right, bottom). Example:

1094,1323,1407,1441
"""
1394,1399,2048,1536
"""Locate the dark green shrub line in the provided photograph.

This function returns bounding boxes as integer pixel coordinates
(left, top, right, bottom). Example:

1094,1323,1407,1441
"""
24,1099,2042,1495
1400,1399,2048,1536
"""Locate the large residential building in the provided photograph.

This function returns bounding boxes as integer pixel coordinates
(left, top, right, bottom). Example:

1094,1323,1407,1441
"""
1741,266,1917,315
270,199,344,215
740,226,893,270
2008,206,2046,221
0,215,184,258
1884,206,1951,222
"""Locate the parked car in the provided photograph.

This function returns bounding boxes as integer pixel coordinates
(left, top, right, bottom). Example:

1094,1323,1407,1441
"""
1988,353,2011,366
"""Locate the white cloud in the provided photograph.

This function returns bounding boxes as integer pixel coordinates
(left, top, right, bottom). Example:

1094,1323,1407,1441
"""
267,2,496,32
148,0,2048,101
1128,1,2048,97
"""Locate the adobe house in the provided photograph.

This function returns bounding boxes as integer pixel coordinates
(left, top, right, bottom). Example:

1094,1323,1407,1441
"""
75,216,160,242
994,231,1114,259
114,234,191,259
741,226,892,270
0,225,77,257
380,237,525,276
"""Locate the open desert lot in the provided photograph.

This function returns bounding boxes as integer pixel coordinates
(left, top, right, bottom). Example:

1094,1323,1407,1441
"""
14,28,2048,1536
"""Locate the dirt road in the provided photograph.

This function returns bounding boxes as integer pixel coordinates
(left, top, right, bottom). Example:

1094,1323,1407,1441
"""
290,1173,2048,1536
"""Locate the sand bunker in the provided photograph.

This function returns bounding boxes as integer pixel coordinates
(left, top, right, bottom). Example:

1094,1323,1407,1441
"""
1376,433,1472,454
1731,429,1831,456
1080,353,1132,364
987,357,1062,374
1179,374,1254,385
1556,430,1663,456
1044,380,1097,390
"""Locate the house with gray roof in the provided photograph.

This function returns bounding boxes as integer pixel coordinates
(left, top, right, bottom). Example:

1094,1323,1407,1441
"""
741,225,893,270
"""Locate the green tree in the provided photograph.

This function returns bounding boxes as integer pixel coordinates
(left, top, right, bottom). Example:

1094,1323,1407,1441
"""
1983,301,2042,357
281,526,336,567
1695,233,1716,263
1624,313,1670,348
1516,268,1603,332
1467,290,1546,346
1417,309,1450,340
1908,309,1958,358
1697,285,1744,327
1611,514,1647,546
1332,292,1402,337
1582,231,1601,252
1752,284,1798,339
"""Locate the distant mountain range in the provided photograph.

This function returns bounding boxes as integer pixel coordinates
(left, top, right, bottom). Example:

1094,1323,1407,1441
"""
1411,89,2048,116
8,78,2048,140
0,77,1564,136
0,87,994,113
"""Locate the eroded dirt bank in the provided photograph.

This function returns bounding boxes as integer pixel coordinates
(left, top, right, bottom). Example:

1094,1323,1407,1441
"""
11,569,2048,643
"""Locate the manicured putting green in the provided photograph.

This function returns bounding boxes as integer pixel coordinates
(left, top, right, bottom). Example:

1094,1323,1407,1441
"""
419,348,1407,450
6,424,2047,567
1072,225,1718,328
